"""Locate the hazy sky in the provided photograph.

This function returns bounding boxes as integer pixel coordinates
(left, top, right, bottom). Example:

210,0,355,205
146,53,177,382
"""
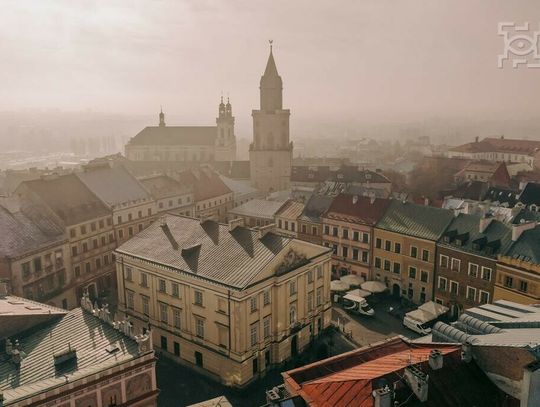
2,1,540,129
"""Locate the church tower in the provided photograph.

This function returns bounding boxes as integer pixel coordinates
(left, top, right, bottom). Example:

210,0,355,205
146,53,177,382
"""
250,42,292,193
215,96,237,161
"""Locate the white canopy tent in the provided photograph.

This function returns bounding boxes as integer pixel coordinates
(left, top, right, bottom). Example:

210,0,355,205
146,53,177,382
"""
340,274,364,287
330,280,351,292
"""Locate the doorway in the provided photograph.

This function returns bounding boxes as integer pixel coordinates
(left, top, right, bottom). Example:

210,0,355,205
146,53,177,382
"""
291,335,298,357
392,284,401,298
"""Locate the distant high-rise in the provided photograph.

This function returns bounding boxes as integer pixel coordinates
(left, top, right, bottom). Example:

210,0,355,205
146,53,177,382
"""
250,42,292,193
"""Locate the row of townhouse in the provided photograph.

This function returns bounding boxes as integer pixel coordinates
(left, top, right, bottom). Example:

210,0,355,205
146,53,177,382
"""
1,164,235,310
272,192,540,313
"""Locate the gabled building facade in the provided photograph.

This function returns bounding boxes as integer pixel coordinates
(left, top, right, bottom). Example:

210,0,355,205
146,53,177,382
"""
115,215,332,388
139,174,195,217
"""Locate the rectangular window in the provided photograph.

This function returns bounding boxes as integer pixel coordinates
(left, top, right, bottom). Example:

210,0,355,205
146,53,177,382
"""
504,276,513,288
71,246,78,256
352,248,359,261
385,240,391,251
173,308,181,329
127,291,134,309
422,249,429,262
307,270,313,283
519,280,528,293
342,246,348,258
70,228,76,238
332,244,337,255
194,290,203,306
80,225,86,234
375,238,382,249
22,262,31,279
384,259,391,271
316,287,323,306
410,246,418,258
375,257,382,269
125,267,133,281
450,280,459,295
263,316,271,339
316,265,323,279
159,303,168,323
479,290,489,304
353,231,359,241
142,296,149,315
361,251,369,263
289,280,297,295
312,226,317,235
263,290,271,305
195,318,204,338
342,229,349,239
481,267,492,281
362,233,369,244
468,263,479,277
440,255,449,268
91,222,96,232
85,262,91,273
420,270,429,283
332,227,338,237
467,286,477,301
278,219,283,229
451,258,461,272
409,266,417,279
140,272,148,287
172,283,180,297
250,296,258,312
159,279,166,293
438,277,447,291
393,262,401,274
250,323,258,347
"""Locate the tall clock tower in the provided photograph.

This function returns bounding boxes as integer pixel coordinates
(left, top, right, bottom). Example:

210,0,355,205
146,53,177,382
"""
249,42,292,194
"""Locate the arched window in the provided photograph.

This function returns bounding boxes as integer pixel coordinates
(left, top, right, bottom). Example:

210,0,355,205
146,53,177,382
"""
289,305,296,325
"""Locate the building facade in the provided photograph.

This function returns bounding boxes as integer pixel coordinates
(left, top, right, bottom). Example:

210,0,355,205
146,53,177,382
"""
228,199,286,228
296,195,334,245
115,215,332,388
373,201,454,304
322,194,391,281
274,200,305,238
139,174,195,217
125,102,236,163
435,214,512,317
250,44,293,194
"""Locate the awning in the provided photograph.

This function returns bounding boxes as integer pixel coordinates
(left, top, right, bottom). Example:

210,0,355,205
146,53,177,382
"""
360,280,388,293
330,280,351,292
340,274,364,286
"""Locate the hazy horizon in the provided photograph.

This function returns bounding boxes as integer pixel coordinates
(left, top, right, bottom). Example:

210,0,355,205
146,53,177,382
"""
2,0,540,144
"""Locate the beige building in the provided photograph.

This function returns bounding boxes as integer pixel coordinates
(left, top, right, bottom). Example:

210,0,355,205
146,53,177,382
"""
125,101,236,163
115,215,332,388
228,198,286,227
374,201,454,304
139,174,195,217
250,44,293,194
275,199,305,238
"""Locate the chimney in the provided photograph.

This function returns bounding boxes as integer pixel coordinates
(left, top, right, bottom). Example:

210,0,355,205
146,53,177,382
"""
404,365,429,402
11,349,21,365
228,217,245,231
5,339,12,354
424,197,429,206
352,195,359,204
512,221,536,241
461,341,473,363
428,350,443,370
372,386,392,407
522,360,540,407
479,214,493,234
257,223,275,239
475,136,479,143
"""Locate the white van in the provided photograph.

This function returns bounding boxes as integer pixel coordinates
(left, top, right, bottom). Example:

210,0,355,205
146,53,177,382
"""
403,314,432,335
402,302,449,335
342,292,375,317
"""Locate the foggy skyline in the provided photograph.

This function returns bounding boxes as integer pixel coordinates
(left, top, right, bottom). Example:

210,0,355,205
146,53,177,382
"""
2,0,540,135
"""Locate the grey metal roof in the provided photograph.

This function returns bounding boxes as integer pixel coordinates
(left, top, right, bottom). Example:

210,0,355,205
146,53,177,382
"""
219,176,258,197
0,200,65,258
298,195,334,223
127,126,217,146
139,174,192,200
0,308,140,404
116,215,314,289
275,200,305,220
229,199,286,220
77,165,153,207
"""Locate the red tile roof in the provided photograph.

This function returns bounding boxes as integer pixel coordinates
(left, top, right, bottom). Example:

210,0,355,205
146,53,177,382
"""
323,194,391,225
283,337,513,407
450,137,540,155
176,168,232,202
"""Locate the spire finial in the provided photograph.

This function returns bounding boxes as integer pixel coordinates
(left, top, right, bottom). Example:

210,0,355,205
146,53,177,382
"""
160,105,163,114
269,39,273,52
220,91,223,104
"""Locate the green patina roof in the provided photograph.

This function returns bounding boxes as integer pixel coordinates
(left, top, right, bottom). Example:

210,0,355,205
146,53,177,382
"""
439,213,513,258
376,200,454,241
505,225,540,264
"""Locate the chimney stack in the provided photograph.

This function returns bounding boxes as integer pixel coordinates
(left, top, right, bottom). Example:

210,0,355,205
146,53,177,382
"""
522,360,540,407
428,349,443,370
461,341,473,363
404,365,429,402
228,217,245,231
372,386,392,407
479,214,493,234
352,195,359,204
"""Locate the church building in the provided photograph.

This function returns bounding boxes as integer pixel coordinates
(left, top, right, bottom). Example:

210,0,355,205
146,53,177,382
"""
125,99,236,162
250,43,293,194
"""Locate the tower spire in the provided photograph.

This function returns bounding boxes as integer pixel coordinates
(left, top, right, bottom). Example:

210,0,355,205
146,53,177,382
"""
159,106,165,127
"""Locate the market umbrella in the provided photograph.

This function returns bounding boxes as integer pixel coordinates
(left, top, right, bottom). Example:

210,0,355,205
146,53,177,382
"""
360,280,388,293
340,274,364,287
330,280,351,292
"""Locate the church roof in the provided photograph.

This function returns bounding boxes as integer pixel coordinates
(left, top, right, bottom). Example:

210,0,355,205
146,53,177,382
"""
127,126,217,146
263,49,280,78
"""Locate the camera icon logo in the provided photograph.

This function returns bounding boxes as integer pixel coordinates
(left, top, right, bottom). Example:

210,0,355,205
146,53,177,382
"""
498,22,540,68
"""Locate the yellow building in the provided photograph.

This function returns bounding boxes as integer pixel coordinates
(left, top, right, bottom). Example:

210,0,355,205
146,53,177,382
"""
494,223,540,305
374,201,454,304
115,214,332,388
